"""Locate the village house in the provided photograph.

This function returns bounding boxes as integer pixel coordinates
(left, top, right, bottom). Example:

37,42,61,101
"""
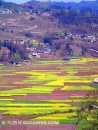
0,9,5,14
41,12,51,17
0,9,12,14
82,38,93,43
23,60,30,65
0,46,10,55
0,46,10,61
10,38,30,45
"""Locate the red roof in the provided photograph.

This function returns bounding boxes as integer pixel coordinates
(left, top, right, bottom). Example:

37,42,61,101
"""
0,47,10,55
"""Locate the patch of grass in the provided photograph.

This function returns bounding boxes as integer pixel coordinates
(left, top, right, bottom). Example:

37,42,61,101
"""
60,119,77,124
61,86,95,90
89,83,98,89
36,112,77,120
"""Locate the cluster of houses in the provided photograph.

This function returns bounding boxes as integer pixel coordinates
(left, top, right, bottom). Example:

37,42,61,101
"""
81,35,97,43
4,38,30,45
52,32,98,45
65,33,98,43
0,26,14,33
0,9,12,14
0,37,53,61
26,45,52,59
10,38,30,44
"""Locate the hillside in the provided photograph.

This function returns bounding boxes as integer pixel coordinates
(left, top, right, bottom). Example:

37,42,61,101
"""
0,0,20,13
1,0,98,12
0,0,98,63
0,2,98,129
25,0,98,11
50,0,98,10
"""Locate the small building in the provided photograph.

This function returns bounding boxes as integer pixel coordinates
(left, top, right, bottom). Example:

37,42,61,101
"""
0,9,12,14
46,48,52,53
41,12,51,16
0,46,10,56
0,46,10,61
23,60,30,65
32,52,38,56
0,10,5,14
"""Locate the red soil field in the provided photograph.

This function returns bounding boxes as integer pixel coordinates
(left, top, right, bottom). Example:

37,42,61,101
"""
57,72,67,76
13,89,87,100
0,124,77,130
75,71,98,76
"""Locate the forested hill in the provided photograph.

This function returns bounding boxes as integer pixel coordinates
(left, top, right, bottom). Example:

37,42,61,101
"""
0,0,19,12
1,0,98,13
26,0,98,11
49,0,98,10
52,8,98,25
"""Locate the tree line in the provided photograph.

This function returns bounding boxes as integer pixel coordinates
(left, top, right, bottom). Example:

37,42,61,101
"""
52,8,98,25
0,40,29,63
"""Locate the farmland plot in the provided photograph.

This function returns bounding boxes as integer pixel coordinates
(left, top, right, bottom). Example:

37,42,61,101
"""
0,58,98,130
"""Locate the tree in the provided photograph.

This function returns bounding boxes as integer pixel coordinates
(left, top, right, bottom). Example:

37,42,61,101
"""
0,0,4,5
52,8,98,26
24,32,33,38
29,17,35,20
76,91,98,130
82,47,88,56
10,53,21,64
0,0,4,1
43,32,53,47
66,43,73,56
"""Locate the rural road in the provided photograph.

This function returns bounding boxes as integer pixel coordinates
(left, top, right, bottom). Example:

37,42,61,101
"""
19,25,37,32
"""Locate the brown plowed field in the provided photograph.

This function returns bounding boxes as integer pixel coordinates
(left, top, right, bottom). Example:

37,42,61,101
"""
0,124,77,130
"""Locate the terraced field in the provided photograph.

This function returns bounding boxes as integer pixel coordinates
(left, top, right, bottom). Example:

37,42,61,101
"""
0,58,98,130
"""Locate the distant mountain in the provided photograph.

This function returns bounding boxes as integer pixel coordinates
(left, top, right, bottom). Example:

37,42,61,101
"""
50,0,98,10
25,0,98,11
0,1,19,12
24,0,52,9
1,0,98,13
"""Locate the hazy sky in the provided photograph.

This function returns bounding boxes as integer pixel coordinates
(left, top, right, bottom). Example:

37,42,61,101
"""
5,0,96,4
